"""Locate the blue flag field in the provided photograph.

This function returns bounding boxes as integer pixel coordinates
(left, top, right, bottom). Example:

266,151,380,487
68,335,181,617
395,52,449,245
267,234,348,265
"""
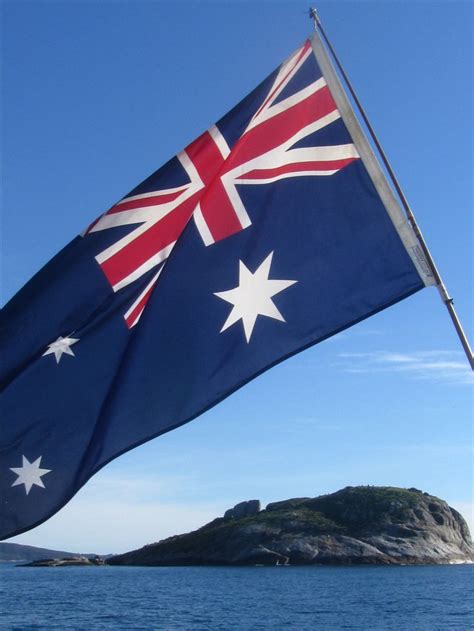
0,34,433,539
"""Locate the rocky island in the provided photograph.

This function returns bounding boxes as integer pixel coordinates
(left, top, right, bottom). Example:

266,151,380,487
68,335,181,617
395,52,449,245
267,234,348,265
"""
19,556,106,567
108,486,473,566
0,542,106,564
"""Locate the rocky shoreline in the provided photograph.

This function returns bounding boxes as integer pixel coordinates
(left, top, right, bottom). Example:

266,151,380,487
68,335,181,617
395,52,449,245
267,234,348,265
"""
19,556,106,567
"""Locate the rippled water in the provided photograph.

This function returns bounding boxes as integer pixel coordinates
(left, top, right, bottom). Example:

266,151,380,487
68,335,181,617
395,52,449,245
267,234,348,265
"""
1,563,473,630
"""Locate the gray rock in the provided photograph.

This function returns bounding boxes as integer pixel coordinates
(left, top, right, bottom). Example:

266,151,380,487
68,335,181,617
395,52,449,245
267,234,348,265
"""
224,499,261,521
18,556,105,567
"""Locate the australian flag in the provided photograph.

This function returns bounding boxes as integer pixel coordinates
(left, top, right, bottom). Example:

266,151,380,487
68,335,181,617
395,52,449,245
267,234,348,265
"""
0,35,433,539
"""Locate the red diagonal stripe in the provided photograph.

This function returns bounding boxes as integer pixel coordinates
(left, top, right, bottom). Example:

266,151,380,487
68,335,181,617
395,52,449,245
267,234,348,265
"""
125,279,158,328
241,158,357,180
109,191,184,214
199,180,245,243
185,130,226,184
254,40,312,119
227,86,337,169
100,193,199,287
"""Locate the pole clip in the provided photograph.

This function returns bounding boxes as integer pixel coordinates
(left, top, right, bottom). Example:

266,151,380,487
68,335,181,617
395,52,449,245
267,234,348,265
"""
309,7,320,28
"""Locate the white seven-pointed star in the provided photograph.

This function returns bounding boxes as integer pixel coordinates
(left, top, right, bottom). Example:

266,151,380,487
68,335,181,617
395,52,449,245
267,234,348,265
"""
214,251,297,343
42,336,79,363
10,455,52,495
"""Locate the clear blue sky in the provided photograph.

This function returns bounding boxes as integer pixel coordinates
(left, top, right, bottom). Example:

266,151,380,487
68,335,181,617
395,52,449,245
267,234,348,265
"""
1,1,472,554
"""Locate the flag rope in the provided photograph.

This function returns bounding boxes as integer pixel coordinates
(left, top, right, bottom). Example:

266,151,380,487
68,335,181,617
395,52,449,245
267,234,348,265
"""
309,7,473,370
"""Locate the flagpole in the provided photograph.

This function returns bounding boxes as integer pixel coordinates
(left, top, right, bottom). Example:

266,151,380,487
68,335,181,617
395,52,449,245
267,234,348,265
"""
309,8,474,370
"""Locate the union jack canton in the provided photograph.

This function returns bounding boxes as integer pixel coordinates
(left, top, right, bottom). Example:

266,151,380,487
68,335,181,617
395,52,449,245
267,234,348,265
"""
87,41,358,327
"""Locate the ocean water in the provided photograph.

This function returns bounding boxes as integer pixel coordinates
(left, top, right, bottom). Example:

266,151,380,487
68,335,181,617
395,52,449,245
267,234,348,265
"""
0,563,472,630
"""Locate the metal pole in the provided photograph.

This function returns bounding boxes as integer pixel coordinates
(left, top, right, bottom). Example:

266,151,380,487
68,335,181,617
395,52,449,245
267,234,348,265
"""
309,8,474,370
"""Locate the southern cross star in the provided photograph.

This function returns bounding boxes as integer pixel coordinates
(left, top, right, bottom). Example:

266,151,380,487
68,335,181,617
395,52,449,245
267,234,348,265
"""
10,455,52,495
42,335,79,363
214,251,297,343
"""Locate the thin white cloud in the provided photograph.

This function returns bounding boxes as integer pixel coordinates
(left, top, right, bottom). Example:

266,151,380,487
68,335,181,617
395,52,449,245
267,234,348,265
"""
323,327,383,344
354,328,384,337
366,442,473,457
77,471,196,503
337,350,473,385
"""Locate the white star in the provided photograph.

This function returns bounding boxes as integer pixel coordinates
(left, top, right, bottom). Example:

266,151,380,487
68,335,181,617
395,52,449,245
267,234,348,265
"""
214,251,297,343
42,336,79,363
10,455,52,495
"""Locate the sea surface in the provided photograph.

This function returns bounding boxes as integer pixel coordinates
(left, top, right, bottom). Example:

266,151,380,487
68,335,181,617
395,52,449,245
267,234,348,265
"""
1,563,473,630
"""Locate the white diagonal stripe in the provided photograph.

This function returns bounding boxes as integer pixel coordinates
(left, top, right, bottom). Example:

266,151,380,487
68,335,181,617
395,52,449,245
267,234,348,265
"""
235,171,340,185
124,266,163,327
248,78,327,131
235,144,359,174
193,203,215,246
112,241,176,292
115,185,189,205
95,150,204,263
209,124,231,159
90,200,185,232
251,45,312,127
